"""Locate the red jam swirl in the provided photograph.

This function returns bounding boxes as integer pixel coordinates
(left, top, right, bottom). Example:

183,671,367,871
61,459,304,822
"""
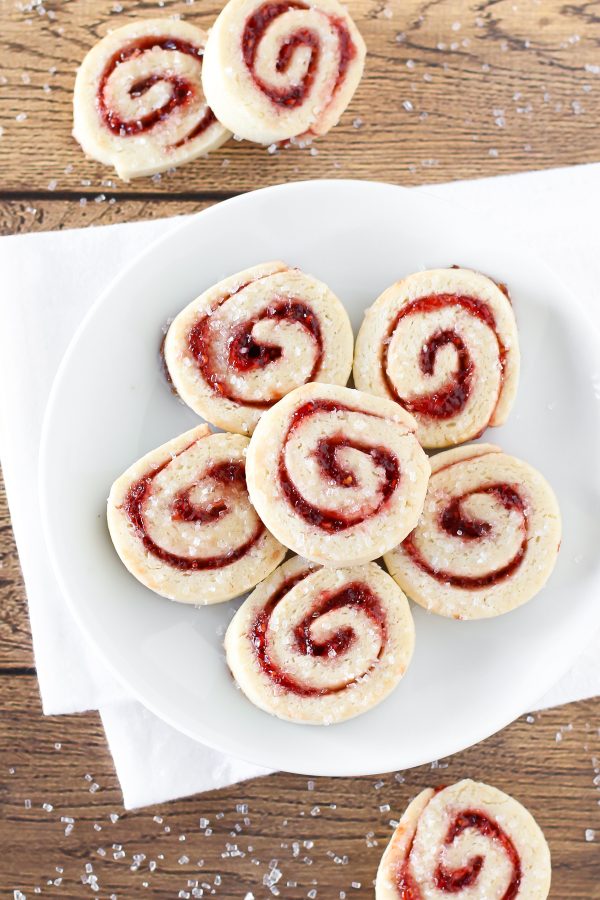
241,1,356,108
123,447,264,570
436,811,522,898
402,482,527,589
187,283,323,407
397,801,522,898
97,36,216,144
251,576,386,695
382,294,507,420
278,400,400,532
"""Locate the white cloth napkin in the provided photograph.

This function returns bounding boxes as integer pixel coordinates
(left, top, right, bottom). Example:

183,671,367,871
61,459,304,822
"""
1,164,599,809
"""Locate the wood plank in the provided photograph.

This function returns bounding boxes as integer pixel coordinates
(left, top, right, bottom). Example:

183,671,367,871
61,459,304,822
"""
0,197,214,236
0,0,599,193
1,675,599,898
0,473,31,671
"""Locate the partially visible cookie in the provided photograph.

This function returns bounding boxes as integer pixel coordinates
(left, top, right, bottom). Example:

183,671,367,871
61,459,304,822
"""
376,779,551,899
201,0,366,144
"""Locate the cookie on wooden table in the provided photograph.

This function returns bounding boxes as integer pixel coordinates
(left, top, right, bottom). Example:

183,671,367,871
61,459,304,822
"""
376,779,551,899
73,19,230,180
202,0,366,144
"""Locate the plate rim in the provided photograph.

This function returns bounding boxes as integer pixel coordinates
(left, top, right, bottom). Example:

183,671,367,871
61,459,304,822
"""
39,178,600,776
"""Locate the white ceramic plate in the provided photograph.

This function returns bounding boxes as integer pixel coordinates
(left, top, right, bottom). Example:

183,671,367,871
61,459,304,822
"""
40,180,600,776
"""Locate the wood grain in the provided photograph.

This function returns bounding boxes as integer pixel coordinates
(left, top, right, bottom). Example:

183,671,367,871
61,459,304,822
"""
0,0,599,194
1,673,599,898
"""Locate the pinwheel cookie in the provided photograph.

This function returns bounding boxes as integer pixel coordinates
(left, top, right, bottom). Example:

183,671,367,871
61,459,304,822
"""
164,261,354,435
73,19,230,180
384,443,561,620
201,0,366,144
354,267,520,448
225,556,415,724
107,425,285,603
375,779,551,899
246,383,430,566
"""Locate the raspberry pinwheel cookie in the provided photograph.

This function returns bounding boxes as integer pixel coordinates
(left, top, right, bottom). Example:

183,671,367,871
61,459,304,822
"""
384,443,561,620
107,425,285,604
246,383,430,566
164,261,354,435
354,268,520,448
201,0,366,144
225,556,415,724
376,779,551,900
73,19,230,181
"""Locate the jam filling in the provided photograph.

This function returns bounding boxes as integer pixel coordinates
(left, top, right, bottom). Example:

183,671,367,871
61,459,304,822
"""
227,300,322,374
241,1,356,108
435,811,522,898
187,289,323,408
97,36,216,145
396,799,522,898
382,294,506,420
403,483,527,589
278,400,400,532
251,576,386,695
123,450,264,570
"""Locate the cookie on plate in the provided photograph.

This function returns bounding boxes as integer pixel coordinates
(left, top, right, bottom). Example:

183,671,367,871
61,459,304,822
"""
164,261,353,435
225,556,415,724
107,425,285,603
354,267,520,448
384,443,561,619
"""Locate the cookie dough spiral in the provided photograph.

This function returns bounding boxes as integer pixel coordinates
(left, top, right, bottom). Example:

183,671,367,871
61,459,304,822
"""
201,0,366,144
384,443,561,620
164,261,354,435
225,556,415,724
73,19,230,181
107,425,285,604
354,268,520,448
375,779,551,900
246,383,431,566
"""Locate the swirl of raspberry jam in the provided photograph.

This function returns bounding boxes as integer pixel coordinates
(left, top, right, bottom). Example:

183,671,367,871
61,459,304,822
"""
123,448,264,570
98,36,216,143
396,802,522,898
382,294,507,420
278,400,400,532
187,285,323,407
251,575,386,695
403,482,527,589
241,1,356,107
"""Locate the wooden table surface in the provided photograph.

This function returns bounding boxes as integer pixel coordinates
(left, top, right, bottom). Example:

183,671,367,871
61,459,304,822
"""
1,0,599,896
